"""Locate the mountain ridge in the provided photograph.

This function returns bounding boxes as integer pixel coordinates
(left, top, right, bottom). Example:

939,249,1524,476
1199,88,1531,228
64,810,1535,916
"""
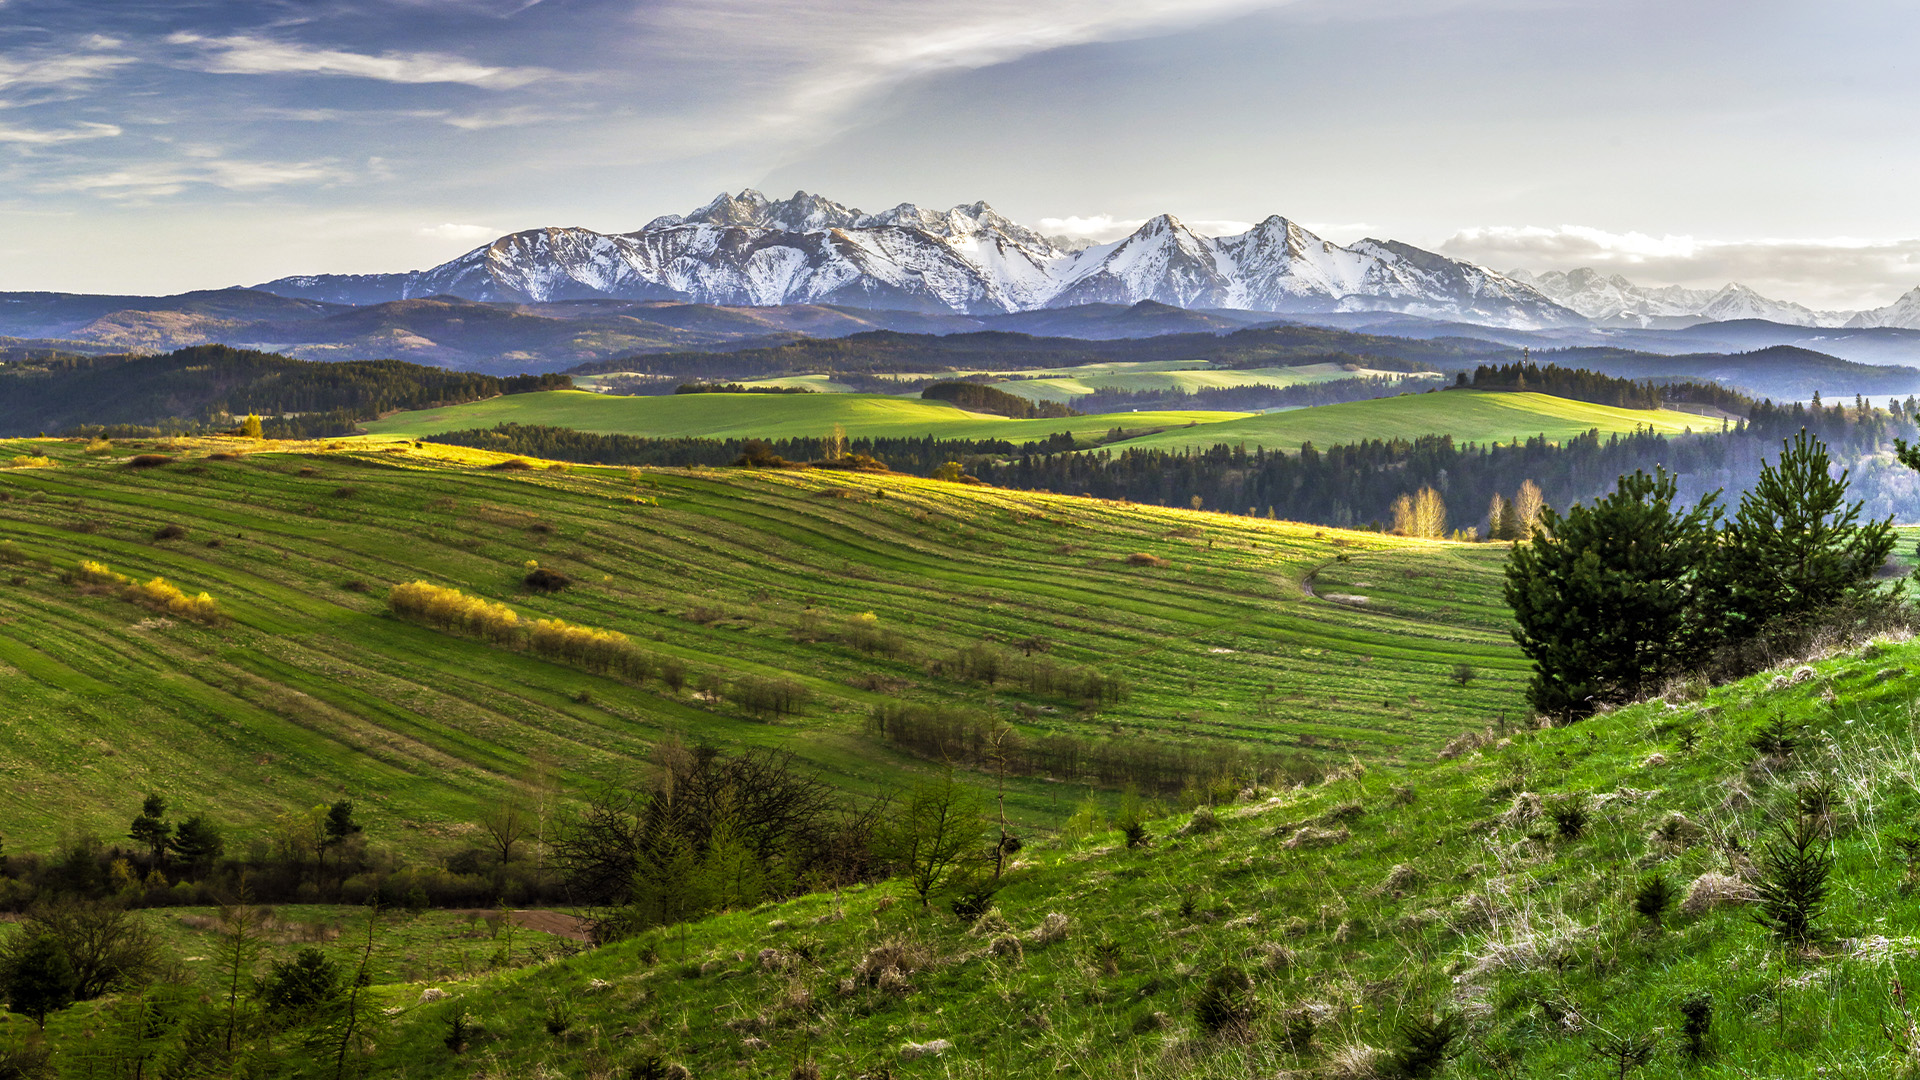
254,189,1583,330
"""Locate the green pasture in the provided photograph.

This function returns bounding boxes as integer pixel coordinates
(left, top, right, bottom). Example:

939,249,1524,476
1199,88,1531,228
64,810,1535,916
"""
360,389,1245,442
1109,388,1717,453
58,622,1920,1079
0,437,1525,855
993,362,1442,404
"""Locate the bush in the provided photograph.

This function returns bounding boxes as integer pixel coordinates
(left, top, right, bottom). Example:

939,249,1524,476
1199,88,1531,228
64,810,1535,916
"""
1191,965,1257,1035
524,567,572,593
125,455,174,469
123,577,222,623
263,947,343,1012
151,523,187,541
1753,815,1833,946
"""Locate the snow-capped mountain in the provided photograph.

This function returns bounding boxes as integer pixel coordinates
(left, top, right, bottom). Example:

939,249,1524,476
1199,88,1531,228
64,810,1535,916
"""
1511,266,1920,330
257,190,1582,329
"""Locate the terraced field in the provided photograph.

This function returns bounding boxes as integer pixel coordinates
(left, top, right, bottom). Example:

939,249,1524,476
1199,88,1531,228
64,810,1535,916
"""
362,389,1243,441
1110,388,1713,452
0,437,1525,853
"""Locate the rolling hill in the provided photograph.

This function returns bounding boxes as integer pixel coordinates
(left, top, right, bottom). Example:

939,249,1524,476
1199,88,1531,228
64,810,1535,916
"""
360,390,1246,443
0,437,1525,852
1106,389,1715,454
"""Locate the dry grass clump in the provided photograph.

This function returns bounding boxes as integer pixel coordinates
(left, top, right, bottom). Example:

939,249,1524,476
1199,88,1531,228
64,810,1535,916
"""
853,938,935,992
1123,553,1171,568
1177,808,1223,836
1026,913,1070,947
1283,826,1351,850
1681,872,1758,916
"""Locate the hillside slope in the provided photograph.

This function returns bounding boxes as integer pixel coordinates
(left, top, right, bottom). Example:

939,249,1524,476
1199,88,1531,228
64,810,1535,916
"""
0,439,1523,851
236,629,1920,1079
361,390,1246,442
1111,389,1714,454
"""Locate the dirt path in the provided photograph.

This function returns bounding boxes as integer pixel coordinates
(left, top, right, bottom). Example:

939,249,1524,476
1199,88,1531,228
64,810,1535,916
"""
449,908,593,942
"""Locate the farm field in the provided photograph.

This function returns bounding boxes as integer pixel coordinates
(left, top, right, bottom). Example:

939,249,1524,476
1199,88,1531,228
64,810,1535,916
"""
0,437,1524,855
360,389,1245,442
1108,388,1715,453
990,362,1441,404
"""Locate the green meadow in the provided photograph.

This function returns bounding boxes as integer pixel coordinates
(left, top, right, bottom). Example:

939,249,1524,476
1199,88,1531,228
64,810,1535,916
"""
27,612,1920,1079
1110,388,1715,453
0,437,1525,854
360,389,1244,442
991,361,1440,404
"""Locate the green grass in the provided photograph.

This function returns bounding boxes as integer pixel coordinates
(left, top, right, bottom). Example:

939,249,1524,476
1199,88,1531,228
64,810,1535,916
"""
1108,388,1718,453
111,627,1920,1080
361,389,1245,443
994,362,1441,404
0,437,1526,855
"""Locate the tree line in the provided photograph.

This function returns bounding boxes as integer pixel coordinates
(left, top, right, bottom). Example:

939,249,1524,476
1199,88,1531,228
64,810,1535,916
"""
0,344,569,438
921,380,1080,418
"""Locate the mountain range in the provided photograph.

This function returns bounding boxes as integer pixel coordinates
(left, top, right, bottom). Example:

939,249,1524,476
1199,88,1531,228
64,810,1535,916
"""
255,190,1582,330
1510,266,1920,330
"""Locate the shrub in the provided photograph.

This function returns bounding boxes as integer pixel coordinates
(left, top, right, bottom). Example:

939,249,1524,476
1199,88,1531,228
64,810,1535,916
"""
7,456,54,469
71,560,131,587
489,458,535,471
1124,553,1170,568
1386,1013,1463,1079
152,524,188,541
1549,796,1590,840
123,578,222,623
389,581,522,643
264,947,342,1012
1678,990,1713,1061
1753,814,1833,947
524,567,572,593
1191,965,1257,1036
125,455,173,469
1633,874,1676,930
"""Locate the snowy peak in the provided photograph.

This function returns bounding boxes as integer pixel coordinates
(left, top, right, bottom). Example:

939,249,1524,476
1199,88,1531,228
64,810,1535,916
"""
253,191,1585,328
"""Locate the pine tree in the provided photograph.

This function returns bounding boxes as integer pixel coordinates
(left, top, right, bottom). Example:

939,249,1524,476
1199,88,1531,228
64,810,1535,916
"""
1,931,77,1028
1504,469,1720,718
1713,429,1896,643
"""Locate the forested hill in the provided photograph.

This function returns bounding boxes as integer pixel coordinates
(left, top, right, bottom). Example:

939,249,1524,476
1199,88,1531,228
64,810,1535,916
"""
0,345,568,437
566,324,1475,379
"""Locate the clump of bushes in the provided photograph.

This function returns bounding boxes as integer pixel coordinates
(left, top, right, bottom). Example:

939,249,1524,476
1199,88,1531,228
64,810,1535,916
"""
125,455,174,469
489,459,536,471
524,567,573,593
152,524,188,541
124,577,223,623
6,456,54,469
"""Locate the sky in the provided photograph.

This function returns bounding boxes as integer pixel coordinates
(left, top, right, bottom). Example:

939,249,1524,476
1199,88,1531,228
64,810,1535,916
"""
2,0,1919,308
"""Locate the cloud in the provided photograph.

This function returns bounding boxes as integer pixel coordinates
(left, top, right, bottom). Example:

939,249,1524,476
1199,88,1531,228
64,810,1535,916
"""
168,33,550,89
0,51,135,94
416,223,498,241
1037,213,1256,243
635,0,1305,151
47,157,352,199
0,121,121,145
439,105,563,130
1442,225,1920,310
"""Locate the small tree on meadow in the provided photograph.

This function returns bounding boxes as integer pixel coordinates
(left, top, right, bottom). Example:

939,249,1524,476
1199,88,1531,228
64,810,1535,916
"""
0,931,77,1028
171,814,226,879
887,772,984,908
1504,469,1720,718
1710,429,1896,645
129,794,172,867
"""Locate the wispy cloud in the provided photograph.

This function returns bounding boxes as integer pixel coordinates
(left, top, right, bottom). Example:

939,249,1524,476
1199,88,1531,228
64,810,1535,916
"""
636,0,1304,151
0,121,121,145
168,33,550,89
416,222,497,241
0,50,135,94
1442,225,1920,309
47,157,352,199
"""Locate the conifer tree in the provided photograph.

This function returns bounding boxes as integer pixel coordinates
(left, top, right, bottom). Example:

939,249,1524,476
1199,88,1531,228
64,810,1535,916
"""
1711,429,1896,643
1504,469,1720,717
0,931,76,1028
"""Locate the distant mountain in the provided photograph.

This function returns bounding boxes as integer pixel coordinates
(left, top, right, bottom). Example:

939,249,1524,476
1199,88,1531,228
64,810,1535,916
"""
255,189,1583,330
1511,267,1920,331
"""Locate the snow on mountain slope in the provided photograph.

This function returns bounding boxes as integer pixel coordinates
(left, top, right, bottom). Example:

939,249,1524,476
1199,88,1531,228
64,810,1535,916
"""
256,190,1584,329
1514,266,1887,328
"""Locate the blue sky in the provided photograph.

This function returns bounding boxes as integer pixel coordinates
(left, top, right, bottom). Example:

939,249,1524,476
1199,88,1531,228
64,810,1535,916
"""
3,0,1918,307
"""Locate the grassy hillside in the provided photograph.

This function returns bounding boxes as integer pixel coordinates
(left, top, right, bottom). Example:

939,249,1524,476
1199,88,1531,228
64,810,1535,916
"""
361,389,1245,442
35,619,1920,1078
1111,388,1715,453
0,437,1523,853
993,362,1440,404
